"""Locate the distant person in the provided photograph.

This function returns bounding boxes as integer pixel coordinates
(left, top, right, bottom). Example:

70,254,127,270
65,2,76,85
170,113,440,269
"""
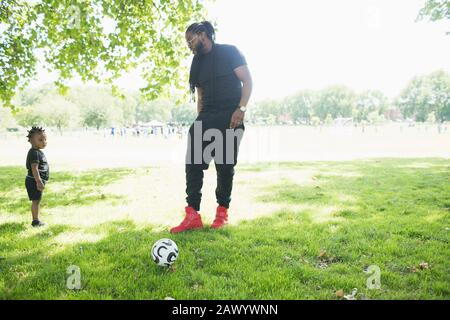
25,127,49,227
171,21,253,233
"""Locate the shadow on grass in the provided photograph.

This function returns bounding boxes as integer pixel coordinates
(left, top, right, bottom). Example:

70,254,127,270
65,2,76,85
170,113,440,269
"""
0,166,134,215
256,158,450,215
0,159,449,299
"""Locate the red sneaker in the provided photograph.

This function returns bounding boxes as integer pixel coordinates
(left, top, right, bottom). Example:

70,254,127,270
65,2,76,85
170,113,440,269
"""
211,206,228,229
170,206,203,233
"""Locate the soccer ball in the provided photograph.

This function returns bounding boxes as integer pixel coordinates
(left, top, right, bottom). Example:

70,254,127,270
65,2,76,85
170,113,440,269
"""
151,238,179,267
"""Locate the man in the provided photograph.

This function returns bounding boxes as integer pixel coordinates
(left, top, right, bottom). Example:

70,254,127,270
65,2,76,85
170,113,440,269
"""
170,21,253,233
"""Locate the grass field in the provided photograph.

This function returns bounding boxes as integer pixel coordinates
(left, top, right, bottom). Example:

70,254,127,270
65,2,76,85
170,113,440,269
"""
0,158,448,299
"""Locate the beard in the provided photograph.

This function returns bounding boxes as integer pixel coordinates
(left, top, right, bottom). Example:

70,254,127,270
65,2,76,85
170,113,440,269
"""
194,41,205,56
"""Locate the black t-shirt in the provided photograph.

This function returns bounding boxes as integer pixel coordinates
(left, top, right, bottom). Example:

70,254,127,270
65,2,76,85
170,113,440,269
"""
190,44,247,111
26,148,49,181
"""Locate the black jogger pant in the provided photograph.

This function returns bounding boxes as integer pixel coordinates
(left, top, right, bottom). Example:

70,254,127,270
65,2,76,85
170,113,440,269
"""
185,109,244,211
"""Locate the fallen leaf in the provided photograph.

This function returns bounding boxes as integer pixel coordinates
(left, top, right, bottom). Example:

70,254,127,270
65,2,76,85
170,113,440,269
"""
167,265,177,273
336,290,344,298
419,262,429,270
318,249,327,258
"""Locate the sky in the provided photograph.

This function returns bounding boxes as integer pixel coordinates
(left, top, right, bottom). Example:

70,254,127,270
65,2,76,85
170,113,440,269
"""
30,0,450,102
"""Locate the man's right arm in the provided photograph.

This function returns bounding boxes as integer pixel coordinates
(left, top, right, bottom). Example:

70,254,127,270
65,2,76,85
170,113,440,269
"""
197,86,203,114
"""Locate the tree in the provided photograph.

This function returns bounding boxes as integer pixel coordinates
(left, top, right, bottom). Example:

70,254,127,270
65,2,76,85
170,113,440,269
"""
251,99,283,124
417,0,450,35
15,106,44,128
310,116,320,126
0,106,17,129
312,85,356,120
171,103,196,125
34,95,80,134
396,70,450,122
367,110,384,124
14,84,55,107
354,90,388,123
136,98,171,123
284,90,315,124
13,93,80,131
76,89,120,130
115,93,138,126
427,70,450,122
427,111,436,123
0,0,206,108
417,1,450,22
82,106,113,130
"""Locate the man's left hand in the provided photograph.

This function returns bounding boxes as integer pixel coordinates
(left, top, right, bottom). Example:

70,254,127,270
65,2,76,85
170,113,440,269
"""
230,109,245,129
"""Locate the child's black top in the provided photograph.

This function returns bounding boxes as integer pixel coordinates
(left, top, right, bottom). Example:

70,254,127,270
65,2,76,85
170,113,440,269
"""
26,148,49,181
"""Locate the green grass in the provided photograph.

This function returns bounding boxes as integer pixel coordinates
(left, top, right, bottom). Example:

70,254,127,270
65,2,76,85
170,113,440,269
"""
0,159,449,299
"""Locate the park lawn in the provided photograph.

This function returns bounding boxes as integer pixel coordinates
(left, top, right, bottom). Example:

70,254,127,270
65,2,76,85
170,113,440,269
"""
0,158,449,300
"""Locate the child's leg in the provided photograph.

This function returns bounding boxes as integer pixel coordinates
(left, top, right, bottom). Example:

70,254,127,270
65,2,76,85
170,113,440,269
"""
31,200,40,221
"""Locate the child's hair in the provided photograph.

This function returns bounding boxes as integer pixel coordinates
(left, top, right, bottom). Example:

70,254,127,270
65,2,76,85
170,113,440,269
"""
26,126,45,142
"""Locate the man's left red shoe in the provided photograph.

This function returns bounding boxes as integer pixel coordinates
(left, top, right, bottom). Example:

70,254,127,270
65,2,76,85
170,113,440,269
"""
211,205,228,229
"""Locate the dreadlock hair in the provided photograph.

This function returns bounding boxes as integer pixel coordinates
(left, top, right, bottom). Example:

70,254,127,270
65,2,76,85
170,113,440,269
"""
186,21,216,42
187,21,216,102
26,126,45,142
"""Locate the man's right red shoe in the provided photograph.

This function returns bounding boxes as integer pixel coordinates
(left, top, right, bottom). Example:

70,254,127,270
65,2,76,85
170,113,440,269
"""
170,206,204,233
211,205,228,229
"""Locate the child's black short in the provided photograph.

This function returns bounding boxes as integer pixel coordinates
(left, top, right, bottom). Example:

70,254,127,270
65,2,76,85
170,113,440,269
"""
25,177,46,201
